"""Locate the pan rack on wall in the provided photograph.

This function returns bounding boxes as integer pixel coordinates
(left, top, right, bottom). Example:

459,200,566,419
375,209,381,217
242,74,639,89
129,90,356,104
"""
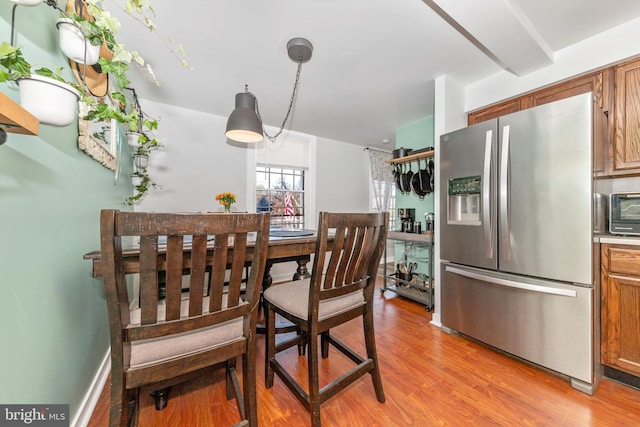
389,149,434,198
386,149,434,165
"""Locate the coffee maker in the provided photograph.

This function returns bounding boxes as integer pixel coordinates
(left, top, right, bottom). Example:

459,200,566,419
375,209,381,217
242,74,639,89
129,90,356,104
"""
397,208,415,232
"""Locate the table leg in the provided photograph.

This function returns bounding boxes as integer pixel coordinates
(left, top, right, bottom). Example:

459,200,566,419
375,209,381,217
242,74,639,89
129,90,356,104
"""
260,260,275,311
293,255,311,280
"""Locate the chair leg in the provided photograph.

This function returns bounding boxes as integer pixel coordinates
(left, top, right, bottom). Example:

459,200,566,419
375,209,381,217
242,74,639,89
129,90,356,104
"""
243,342,258,426
363,309,385,403
150,387,171,410
320,331,329,359
297,327,306,356
264,303,276,388
129,389,140,427
226,358,236,400
109,373,130,427
308,330,322,427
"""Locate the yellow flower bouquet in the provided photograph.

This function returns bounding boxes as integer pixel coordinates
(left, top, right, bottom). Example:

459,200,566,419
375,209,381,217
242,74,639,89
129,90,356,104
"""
215,192,237,213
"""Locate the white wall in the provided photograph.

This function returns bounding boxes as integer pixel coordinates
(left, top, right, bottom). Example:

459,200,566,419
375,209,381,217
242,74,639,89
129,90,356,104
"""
431,75,466,327
133,100,371,282
133,100,249,213
315,137,371,213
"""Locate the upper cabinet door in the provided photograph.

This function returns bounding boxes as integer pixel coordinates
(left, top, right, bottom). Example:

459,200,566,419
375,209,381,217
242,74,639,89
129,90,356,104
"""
614,58,640,175
468,69,613,126
467,98,524,126
527,70,612,113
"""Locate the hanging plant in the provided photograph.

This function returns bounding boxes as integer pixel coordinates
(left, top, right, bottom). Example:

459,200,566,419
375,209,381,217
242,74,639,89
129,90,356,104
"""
127,171,159,205
0,42,81,126
56,17,101,65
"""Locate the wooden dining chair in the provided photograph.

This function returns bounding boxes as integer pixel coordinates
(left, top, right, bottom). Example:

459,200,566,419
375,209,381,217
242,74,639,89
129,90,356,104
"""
263,212,388,427
99,210,270,427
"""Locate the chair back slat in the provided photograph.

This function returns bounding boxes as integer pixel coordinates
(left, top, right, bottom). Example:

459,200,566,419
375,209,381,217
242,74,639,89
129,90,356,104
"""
188,235,207,317
165,235,185,321
343,226,363,286
227,233,248,307
322,227,344,289
335,227,357,287
139,235,159,325
209,235,229,313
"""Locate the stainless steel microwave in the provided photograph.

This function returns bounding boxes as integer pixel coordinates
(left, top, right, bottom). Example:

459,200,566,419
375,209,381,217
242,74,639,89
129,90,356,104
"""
610,192,640,235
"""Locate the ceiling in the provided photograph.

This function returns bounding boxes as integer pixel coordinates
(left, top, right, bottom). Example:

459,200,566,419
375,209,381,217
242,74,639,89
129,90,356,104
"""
109,0,640,149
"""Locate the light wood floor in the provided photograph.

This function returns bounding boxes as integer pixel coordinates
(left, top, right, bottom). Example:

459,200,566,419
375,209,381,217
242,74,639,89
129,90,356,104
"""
88,278,640,426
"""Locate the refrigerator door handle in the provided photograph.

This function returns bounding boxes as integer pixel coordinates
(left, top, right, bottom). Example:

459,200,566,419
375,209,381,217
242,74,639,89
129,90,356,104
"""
483,130,493,259
445,266,578,297
500,125,511,260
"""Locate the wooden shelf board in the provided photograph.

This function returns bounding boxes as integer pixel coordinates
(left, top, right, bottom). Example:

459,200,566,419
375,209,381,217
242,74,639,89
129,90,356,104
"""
386,150,434,164
0,92,39,136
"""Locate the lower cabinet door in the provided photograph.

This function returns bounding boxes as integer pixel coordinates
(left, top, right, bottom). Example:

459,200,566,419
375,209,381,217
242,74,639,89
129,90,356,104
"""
602,274,640,377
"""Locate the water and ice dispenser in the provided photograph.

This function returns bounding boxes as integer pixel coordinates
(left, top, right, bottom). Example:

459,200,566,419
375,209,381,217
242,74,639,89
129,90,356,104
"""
447,176,481,225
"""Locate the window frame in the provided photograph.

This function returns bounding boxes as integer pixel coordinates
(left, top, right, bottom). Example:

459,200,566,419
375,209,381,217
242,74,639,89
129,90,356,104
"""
256,166,306,228
246,128,317,229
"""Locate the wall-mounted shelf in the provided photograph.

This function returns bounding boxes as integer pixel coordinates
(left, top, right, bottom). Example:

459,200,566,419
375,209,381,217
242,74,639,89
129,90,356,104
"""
0,93,39,136
386,150,434,164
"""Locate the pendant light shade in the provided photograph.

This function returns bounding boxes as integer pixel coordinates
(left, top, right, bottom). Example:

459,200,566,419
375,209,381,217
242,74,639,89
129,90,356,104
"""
225,92,264,143
226,37,313,144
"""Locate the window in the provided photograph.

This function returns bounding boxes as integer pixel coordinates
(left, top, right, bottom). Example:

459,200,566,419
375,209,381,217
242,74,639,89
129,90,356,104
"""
256,166,305,228
249,128,316,228
371,180,396,230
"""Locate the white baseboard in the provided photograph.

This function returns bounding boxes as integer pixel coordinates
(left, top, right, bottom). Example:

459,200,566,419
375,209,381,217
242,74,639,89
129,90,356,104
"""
72,349,111,427
430,313,442,327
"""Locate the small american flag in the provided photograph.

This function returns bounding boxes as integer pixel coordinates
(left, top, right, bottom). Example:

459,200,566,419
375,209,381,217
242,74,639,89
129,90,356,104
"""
284,192,295,216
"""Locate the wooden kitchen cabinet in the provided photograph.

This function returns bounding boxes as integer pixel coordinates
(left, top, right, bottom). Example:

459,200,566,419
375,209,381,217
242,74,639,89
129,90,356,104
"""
468,69,613,126
613,58,640,175
467,98,525,125
601,243,640,378
526,69,612,113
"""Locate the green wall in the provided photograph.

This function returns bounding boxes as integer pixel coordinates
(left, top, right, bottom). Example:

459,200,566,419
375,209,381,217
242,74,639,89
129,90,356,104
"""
0,3,132,421
394,116,434,278
395,116,435,222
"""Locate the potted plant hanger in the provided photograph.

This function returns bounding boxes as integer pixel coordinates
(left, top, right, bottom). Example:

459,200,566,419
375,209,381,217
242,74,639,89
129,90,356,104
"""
56,17,101,65
0,42,80,127
128,171,158,205
18,74,80,126
10,0,44,6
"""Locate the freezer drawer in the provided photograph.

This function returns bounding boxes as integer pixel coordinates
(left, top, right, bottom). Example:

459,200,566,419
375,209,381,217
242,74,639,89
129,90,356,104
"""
441,262,598,393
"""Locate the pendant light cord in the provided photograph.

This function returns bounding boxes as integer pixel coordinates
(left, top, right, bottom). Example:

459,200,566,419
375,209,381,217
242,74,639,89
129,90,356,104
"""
253,62,304,143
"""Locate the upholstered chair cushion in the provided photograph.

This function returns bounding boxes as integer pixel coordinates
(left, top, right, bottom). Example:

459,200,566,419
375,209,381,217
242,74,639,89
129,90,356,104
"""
128,296,245,368
263,278,365,321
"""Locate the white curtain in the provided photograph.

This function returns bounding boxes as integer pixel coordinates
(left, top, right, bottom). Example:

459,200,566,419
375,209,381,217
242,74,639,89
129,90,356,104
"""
367,148,394,213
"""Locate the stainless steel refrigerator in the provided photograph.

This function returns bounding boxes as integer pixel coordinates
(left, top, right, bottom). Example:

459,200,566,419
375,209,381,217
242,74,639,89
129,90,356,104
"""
439,93,606,394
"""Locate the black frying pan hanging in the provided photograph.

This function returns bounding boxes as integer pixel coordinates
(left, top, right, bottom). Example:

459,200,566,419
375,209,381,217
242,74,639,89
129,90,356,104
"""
428,159,434,192
411,159,429,198
401,162,414,194
394,163,404,194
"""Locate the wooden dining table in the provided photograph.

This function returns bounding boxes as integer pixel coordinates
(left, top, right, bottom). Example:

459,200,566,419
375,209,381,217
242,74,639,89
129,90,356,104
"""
83,232,331,291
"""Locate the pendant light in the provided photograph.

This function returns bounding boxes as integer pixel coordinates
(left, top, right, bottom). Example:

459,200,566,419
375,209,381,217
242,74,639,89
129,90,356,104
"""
225,37,313,143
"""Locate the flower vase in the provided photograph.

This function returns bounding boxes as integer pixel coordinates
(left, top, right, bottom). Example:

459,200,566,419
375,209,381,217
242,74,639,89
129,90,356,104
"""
224,205,231,213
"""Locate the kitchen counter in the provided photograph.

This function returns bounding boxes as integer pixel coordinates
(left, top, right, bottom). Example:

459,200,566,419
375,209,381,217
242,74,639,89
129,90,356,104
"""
596,234,640,245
